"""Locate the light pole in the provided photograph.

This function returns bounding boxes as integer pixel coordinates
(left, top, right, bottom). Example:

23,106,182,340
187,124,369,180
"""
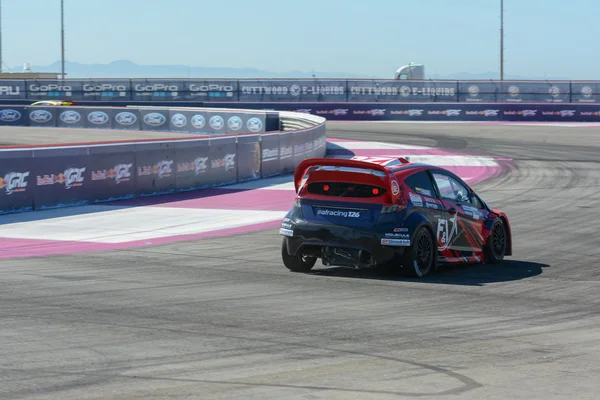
500,0,504,80
61,0,65,79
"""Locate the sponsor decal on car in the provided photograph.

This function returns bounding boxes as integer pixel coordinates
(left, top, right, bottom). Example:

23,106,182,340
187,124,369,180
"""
381,238,411,247
391,180,400,195
385,233,410,239
409,192,423,207
462,205,481,220
316,208,361,218
437,216,458,251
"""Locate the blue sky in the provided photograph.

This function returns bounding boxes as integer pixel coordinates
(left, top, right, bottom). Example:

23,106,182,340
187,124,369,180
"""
0,0,597,78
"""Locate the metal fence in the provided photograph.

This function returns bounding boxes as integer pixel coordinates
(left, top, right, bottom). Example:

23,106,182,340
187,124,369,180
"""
2,79,600,103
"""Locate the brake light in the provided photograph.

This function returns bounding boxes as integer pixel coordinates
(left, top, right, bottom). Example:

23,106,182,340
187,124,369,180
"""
372,188,379,195
381,204,405,214
323,184,330,191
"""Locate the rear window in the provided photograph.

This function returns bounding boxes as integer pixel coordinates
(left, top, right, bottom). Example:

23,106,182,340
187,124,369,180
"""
404,171,436,197
307,182,387,197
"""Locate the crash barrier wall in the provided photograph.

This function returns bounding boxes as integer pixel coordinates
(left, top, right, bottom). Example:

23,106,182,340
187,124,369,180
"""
0,104,277,134
4,101,598,122
0,109,327,214
3,78,600,103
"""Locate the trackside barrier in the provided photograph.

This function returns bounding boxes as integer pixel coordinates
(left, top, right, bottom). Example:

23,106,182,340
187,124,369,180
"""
0,104,272,134
2,78,600,103
0,108,326,215
3,101,600,122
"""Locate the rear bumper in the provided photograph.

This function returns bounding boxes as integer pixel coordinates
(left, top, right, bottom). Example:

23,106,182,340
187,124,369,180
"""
282,221,409,268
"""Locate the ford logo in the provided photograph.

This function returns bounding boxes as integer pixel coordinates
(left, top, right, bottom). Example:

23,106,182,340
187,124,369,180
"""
209,115,224,130
171,113,187,128
115,111,137,126
87,111,110,125
143,112,166,127
247,117,263,132
0,109,22,122
228,116,243,131
29,109,53,123
191,114,205,129
60,110,81,124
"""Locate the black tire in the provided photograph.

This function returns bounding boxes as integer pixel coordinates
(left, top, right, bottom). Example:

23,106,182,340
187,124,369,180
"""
485,219,507,264
281,238,317,272
401,226,436,278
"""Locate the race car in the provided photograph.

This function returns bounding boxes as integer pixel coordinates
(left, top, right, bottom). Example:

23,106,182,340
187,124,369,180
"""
279,156,512,277
30,100,76,106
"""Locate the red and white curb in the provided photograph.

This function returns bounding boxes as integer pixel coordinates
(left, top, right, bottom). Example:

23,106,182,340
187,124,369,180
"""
0,139,511,259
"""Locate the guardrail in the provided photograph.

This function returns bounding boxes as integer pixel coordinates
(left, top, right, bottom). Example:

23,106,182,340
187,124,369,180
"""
2,78,600,103
0,106,326,215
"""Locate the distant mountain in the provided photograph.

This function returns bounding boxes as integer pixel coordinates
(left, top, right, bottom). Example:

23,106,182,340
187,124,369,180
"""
7,60,569,80
11,60,383,79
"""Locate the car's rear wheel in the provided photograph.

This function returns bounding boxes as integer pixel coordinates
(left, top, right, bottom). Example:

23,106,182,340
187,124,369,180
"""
401,226,436,277
281,238,317,272
485,219,506,264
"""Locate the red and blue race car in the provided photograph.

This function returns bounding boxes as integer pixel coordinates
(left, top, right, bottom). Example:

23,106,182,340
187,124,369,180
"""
279,156,512,277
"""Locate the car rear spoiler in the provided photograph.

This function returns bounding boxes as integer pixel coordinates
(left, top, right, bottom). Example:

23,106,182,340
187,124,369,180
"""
294,157,407,195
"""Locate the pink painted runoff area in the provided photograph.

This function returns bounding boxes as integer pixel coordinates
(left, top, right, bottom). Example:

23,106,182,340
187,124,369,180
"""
0,137,510,259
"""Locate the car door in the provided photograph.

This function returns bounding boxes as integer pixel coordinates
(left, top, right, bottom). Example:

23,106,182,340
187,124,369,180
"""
430,171,484,257
403,170,455,259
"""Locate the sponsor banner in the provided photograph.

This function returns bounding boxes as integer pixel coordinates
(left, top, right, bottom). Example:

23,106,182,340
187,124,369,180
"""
260,133,280,178
458,81,498,103
32,148,90,209
236,135,262,182
27,80,81,100
312,126,327,158
226,102,597,122
209,136,237,186
0,119,326,213
500,104,577,121
347,80,458,102
173,140,212,190
225,112,266,134
139,108,170,131
0,106,28,126
576,104,600,121
88,145,136,202
84,108,113,129
206,111,227,134
112,109,141,130
28,107,57,127
571,82,600,103
168,109,193,133
239,79,346,102
57,107,86,128
134,143,177,196
168,109,212,134
131,79,183,101
0,150,35,213
292,130,307,167
498,81,571,103
0,80,26,100
279,132,295,174
182,80,237,101
81,80,131,100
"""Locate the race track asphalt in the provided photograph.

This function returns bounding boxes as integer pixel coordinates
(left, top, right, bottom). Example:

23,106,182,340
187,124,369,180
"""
2,122,600,399
0,126,193,146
